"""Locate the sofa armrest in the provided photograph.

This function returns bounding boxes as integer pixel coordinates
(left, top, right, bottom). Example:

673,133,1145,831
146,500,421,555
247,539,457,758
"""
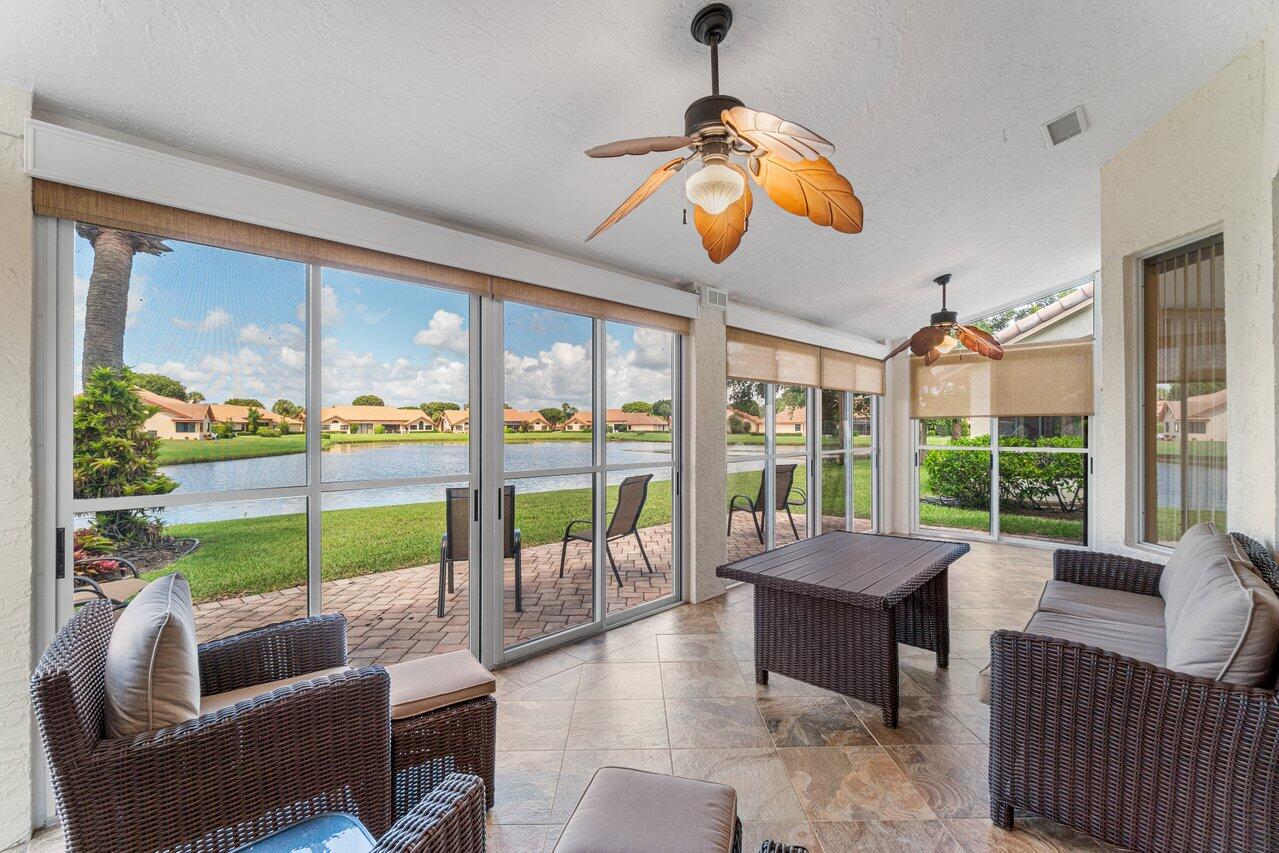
372,773,486,853
197,612,348,695
68,668,392,852
1051,548,1163,595
988,629,1279,851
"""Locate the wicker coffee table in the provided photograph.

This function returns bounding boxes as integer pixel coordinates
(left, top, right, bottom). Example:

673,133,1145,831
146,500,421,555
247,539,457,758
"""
717,531,969,727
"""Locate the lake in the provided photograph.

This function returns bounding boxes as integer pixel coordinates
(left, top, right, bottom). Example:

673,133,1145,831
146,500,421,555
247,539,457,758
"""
156,440,675,524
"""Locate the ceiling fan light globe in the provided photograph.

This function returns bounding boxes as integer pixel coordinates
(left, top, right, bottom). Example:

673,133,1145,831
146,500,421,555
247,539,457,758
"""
935,334,959,354
685,162,745,215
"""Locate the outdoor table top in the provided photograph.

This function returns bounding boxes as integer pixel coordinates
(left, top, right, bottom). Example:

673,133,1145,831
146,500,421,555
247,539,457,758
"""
716,531,970,609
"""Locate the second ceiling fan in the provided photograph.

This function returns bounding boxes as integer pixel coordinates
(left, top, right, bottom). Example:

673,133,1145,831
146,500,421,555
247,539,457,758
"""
585,4,864,263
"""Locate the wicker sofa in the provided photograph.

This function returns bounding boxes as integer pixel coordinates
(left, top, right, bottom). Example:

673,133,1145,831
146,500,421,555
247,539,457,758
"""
987,531,1279,852
31,600,489,853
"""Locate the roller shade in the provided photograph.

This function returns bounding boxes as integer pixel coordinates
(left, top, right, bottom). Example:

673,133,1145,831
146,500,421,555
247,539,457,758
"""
33,180,488,295
34,180,693,335
911,338,1094,418
726,327,884,393
820,348,885,395
490,276,689,335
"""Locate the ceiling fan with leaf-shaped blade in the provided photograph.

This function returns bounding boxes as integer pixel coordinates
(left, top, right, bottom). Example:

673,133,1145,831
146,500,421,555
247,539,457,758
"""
584,3,863,263
884,274,1005,365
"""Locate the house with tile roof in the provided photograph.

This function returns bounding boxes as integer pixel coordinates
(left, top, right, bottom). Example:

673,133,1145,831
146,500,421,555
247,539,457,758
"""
319,405,436,434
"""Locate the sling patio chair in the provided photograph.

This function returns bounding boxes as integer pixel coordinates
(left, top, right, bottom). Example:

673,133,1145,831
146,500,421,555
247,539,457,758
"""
559,474,656,589
440,485,523,615
73,554,148,609
727,463,806,543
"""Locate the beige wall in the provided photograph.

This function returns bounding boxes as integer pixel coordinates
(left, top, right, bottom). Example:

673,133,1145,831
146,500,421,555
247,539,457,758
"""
0,83,33,849
1097,39,1277,552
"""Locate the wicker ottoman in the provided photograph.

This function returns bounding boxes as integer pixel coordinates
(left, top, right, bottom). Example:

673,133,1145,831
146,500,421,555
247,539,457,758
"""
554,767,741,853
384,652,498,815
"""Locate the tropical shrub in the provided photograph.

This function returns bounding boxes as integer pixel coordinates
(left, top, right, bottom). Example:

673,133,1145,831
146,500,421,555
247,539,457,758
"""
211,421,235,438
921,434,1085,512
245,407,262,434
921,439,991,508
74,367,177,541
373,424,386,435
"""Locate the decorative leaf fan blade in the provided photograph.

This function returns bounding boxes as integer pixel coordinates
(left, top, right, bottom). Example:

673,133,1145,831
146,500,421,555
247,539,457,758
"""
909,326,946,356
586,156,690,241
924,347,943,366
882,338,914,361
955,325,1004,360
722,107,834,162
748,155,863,233
693,165,752,263
586,136,694,158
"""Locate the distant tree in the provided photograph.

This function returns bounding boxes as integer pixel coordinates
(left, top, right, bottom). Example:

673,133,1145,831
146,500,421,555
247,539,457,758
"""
503,402,513,409
352,394,385,406
621,401,652,414
539,407,566,428
398,405,420,410
420,401,461,418
73,367,177,542
560,402,577,421
727,380,764,417
973,287,1082,335
777,386,807,412
187,391,206,403
224,397,265,408
650,399,673,422
245,407,262,435
272,398,302,418
132,372,189,401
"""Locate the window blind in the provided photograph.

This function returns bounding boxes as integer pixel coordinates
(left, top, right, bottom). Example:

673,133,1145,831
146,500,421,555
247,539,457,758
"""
910,338,1094,418
34,180,692,334
725,327,884,393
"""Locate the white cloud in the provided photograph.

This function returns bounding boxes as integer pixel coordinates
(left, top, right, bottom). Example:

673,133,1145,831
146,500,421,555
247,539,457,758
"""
606,328,674,404
297,284,342,324
239,322,304,348
171,306,232,332
413,309,469,355
502,341,592,410
354,303,390,325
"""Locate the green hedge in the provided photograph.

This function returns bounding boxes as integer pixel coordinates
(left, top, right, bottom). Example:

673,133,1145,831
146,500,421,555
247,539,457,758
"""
921,435,1084,511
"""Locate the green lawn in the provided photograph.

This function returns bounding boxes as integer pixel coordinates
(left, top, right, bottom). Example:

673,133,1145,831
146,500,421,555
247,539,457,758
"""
155,462,875,603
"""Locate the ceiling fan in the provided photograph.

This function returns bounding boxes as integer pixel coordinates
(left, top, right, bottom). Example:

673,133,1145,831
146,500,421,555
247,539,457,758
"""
884,274,1005,365
584,3,863,263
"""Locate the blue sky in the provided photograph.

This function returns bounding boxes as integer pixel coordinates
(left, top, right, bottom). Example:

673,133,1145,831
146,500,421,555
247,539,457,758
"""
74,234,673,410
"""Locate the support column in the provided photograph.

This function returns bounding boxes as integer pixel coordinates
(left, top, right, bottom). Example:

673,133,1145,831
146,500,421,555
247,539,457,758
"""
687,305,727,602
0,83,34,848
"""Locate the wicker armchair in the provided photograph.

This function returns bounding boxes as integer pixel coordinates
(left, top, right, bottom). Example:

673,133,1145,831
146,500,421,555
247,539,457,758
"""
33,601,401,853
988,533,1279,852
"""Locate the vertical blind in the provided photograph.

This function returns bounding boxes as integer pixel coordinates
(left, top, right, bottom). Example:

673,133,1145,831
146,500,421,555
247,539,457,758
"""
1143,236,1226,546
725,327,884,394
910,338,1094,418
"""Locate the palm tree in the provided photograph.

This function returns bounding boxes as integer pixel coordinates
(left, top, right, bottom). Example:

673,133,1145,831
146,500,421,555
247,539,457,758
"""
75,224,171,380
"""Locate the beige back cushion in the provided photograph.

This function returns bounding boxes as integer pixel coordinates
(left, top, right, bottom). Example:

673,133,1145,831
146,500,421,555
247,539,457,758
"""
1159,522,1218,633
1165,535,1279,686
104,573,201,738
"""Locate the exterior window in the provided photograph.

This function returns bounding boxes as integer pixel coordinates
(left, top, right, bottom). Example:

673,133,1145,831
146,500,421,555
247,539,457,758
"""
176,422,195,433
1144,237,1225,546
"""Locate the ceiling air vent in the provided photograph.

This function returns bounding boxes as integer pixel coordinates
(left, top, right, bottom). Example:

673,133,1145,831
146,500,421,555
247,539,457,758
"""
1042,106,1087,147
700,286,728,310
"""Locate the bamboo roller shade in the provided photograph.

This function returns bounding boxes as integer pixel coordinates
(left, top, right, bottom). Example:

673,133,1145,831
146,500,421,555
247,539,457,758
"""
726,327,885,394
34,180,690,335
910,337,1094,418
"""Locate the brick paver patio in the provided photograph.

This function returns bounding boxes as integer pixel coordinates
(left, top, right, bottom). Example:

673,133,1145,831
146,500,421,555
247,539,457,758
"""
194,512,865,664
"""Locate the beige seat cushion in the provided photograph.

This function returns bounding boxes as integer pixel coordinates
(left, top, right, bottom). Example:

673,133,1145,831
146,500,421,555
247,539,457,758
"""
199,649,494,719
1023,610,1166,666
74,577,149,605
1159,521,1219,633
976,663,991,705
104,573,200,738
384,650,495,719
555,767,737,853
200,666,350,716
1165,533,1279,685
1037,580,1166,629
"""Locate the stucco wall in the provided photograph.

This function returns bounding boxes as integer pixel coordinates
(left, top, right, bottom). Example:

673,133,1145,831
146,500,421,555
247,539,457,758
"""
1097,41,1276,552
0,83,34,849
688,307,728,601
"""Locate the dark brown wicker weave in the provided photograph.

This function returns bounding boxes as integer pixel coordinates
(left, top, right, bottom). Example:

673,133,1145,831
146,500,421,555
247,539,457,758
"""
718,531,968,727
391,694,497,814
988,532,1279,852
32,601,394,852
372,772,486,852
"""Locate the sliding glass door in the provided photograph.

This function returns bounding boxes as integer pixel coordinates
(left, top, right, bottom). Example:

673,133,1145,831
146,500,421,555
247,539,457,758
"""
44,216,682,671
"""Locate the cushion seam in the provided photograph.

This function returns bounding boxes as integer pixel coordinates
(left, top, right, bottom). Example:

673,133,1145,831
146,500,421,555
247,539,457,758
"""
145,577,177,731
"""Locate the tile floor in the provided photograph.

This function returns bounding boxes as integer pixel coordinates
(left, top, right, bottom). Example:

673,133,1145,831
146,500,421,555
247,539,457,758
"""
27,538,1122,853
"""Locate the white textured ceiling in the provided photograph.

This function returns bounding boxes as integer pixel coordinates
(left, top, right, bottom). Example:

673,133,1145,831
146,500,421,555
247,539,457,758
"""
1,0,1268,339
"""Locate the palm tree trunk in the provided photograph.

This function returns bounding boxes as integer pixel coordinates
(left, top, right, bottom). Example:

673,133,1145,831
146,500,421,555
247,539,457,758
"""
81,229,138,378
